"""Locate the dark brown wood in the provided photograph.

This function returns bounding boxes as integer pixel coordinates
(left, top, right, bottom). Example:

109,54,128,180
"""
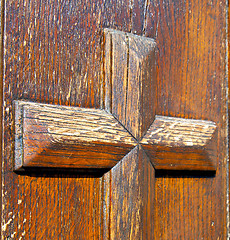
228,6,230,238
14,100,136,172
0,0,3,236
103,145,155,239
1,0,228,239
146,1,228,239
102,26,221,239
141,115,217,170
14,98,217,173
2,1,106,238
104,29,157,140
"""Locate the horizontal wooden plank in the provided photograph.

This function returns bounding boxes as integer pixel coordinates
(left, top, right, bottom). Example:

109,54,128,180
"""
14,100,217,172
141,116,217,170
14,100,137,172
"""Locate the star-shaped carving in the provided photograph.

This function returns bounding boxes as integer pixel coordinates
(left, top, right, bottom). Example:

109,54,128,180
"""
14,29,217,173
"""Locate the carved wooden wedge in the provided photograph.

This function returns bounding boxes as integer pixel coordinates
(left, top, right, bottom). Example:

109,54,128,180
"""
14,100,137,172
141,115,217,170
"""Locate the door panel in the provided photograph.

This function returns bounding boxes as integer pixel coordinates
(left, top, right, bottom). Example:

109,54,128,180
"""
1,0,228,239
151,1,227,238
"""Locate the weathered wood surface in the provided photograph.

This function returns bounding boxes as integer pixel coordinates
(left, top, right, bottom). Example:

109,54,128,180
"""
14,99,217,172
148,1,228,239
1,0,228,239
141,115,217,170
14,100,136,171
104,29,157,140
103,145,155,239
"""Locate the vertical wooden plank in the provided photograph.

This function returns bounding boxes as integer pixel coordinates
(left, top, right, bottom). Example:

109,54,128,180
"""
2,0,134,238
229,4,230,238
104,29,156,140
0,0,4,237
131,0,148,35
103,146,155,239
103,18,157,238
2,0,107,238
104,29,128,115
145,0,228,238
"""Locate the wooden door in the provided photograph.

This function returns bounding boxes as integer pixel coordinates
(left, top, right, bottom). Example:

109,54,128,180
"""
0,0,228,239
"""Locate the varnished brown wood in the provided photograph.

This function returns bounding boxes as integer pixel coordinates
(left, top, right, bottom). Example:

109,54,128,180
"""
14,98,217,173
2,1,106,238
147,1,228,239
14,100,136,172
102,24,156,240
1,0,228,239
0,0,3,236
141,115,217,170
103,145,155,239
104,29,157,140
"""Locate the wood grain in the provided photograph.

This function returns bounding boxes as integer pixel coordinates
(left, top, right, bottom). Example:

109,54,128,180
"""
104,29,157,140
2,0,111,238
141,115,217,170
144,0,228,239
1,0,228,239
103,29,156,239
14,98,217,172
0,0,3,236
103,145,155,239
14,100,136,172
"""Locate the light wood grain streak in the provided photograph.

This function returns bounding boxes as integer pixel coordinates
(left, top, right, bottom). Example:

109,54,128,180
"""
141,115,216,147
14,100,137,171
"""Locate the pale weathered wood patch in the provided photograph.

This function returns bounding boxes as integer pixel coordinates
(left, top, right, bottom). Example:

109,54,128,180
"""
141,115,217,170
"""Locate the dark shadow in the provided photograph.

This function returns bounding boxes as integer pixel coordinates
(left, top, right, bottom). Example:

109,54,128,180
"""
14,167,110,178
155,169,216,178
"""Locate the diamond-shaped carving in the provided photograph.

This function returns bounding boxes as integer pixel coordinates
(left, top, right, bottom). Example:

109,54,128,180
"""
140,116,217,170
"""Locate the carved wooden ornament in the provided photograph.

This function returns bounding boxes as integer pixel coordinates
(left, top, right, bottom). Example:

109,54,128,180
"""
14,29,217,173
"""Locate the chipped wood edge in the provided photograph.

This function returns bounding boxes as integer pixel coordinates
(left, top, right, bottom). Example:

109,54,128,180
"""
13,100,24,171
